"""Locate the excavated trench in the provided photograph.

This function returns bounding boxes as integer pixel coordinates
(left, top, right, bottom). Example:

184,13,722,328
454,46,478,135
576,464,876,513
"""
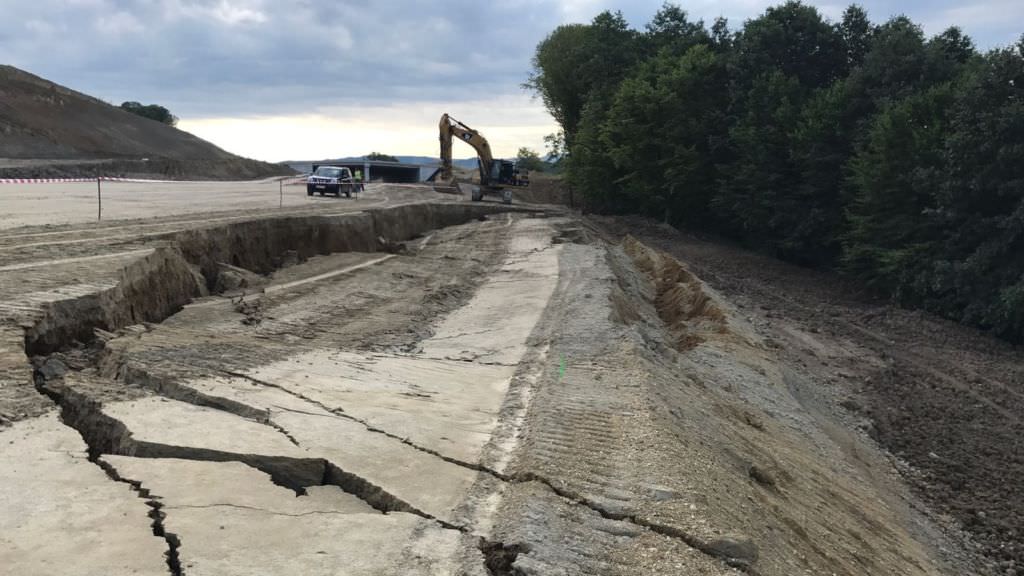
15,202,532,575
14,205,769,575
23,202,525,356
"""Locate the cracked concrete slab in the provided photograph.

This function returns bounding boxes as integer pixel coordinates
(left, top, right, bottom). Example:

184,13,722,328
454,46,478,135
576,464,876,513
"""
0,414,168,576
103,382,484,524
101,456,375,514
103,396,308,459
99,456,466,576
168,506,463,576
241,351,513,464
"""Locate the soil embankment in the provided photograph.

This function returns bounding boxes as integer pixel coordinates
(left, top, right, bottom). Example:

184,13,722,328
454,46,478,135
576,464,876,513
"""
601,215,1021,575
0,65,291,180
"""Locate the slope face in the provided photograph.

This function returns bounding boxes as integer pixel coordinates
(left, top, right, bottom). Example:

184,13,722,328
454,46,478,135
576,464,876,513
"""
0,66,285,178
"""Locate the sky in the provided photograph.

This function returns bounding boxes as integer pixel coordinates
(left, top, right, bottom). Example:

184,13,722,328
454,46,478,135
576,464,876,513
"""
1,0,1022,162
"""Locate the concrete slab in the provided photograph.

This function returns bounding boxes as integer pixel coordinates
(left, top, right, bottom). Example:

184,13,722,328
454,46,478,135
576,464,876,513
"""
105,387,480,523
100,456,462,576
420,219,561,365
245,351,512,463
104,396,307,459
0,414,169,576
274,408,479,523
167,507,462,576
101,456,375,514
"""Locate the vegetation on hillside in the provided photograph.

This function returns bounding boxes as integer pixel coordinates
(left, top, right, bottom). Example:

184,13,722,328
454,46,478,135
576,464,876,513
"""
516,147,547,172
120,101,178,126
527,2,1024,342
365,152,400,162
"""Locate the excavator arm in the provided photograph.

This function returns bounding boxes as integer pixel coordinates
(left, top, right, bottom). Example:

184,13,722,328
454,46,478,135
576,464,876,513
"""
439,113,495,187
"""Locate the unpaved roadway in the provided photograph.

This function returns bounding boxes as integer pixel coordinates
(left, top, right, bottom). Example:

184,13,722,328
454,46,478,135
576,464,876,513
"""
0,187,998,575
0,178,382,230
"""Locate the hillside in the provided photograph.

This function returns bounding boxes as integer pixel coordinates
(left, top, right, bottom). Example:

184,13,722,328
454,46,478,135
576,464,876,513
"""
0,65,291,179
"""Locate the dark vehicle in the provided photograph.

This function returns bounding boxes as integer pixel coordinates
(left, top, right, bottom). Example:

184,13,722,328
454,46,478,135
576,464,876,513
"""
307,165,356,197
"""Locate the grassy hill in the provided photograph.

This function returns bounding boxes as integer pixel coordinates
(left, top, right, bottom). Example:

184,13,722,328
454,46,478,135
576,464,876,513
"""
0,65,291,179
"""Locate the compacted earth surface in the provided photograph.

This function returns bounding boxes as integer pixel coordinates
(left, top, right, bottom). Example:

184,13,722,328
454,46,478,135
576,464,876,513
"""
0,187,1008,575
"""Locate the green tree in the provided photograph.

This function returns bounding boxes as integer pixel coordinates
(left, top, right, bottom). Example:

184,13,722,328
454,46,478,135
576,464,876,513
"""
644,3,708,56
120,101,178,126
601,44,727,225
714,71,803,247
516,147,546,172
365,152,399,162
527,11,640,147
931,42,1024,338
840,4,874,68
843,84,955,293
730,1,847,93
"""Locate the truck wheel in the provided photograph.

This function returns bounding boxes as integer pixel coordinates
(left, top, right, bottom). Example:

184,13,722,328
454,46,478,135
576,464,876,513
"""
307,186,314,196
345,186,352,198
502,190,513,205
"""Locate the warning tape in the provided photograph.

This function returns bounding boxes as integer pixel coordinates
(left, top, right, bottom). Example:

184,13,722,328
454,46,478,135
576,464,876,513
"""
0,177,97,184
0,176,302,185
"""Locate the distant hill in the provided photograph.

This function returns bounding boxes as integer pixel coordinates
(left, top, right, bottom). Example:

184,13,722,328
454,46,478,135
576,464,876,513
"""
284,155,479,173
0,65,291,179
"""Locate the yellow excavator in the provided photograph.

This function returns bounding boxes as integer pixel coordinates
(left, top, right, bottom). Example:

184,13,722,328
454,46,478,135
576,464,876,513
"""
437,113,522,204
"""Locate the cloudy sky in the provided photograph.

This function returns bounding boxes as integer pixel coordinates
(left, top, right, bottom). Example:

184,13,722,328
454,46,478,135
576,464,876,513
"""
2,0,1021,161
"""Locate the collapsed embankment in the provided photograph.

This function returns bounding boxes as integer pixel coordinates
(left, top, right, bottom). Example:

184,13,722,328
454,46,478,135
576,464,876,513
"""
21,202,525,357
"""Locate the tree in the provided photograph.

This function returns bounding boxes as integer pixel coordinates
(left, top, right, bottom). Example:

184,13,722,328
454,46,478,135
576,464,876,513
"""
120,101,178,126
714,71,803,247
930,43,1024,338
543,132,565,163
840,5,874,68
644,3,708,56
527,11,641,147
730,1,847,93
524,3,1024,341
365,152,399,162
601,44,728,225
843,84,955,294
516,147,546,172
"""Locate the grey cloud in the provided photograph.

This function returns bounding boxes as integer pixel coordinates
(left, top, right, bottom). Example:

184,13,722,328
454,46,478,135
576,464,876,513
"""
0,0,1019,120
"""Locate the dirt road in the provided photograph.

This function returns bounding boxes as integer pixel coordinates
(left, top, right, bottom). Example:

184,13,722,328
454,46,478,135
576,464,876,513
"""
0,179,396,230
0,193,997,575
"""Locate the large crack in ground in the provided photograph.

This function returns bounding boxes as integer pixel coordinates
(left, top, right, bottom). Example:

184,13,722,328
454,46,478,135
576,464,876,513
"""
10,208,760,576
95,458,184,576
119,357,755,573
7,205,549,575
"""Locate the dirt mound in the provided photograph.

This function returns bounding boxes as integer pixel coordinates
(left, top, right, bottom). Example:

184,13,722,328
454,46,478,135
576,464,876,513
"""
621,235,728,349
0,65,290,180
512,174,574,207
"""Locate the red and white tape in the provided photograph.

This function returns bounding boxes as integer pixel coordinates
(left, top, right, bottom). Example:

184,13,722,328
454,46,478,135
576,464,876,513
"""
0,176,281,184
0,177,97,183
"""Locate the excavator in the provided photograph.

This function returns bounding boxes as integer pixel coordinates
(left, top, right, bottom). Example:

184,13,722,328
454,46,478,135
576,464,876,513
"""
437,113,523,204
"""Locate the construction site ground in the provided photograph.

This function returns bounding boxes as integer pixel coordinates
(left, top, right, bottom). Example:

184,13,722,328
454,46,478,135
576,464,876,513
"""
0,183,1012,575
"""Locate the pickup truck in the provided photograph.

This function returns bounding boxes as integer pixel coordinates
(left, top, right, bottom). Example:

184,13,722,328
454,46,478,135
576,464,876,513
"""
307,165,356,198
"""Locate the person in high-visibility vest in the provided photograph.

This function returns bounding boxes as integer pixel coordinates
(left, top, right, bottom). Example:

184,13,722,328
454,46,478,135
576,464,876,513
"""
354,169,364,192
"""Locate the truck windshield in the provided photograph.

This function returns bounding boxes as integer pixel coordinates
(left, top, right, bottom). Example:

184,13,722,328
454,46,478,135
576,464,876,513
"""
315,168,343,178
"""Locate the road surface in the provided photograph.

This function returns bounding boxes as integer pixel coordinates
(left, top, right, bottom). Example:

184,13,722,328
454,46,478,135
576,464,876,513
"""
0,191,989,575
0,179,399,230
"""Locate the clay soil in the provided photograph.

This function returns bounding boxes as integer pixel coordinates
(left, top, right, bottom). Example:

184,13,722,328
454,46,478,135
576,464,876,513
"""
597,215,1023,575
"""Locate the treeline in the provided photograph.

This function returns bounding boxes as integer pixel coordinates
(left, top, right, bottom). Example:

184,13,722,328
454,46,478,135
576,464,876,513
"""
528,2,1024,342
120,101,178,126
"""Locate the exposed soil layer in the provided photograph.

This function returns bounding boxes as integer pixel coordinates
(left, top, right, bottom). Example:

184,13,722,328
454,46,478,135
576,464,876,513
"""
597,215,1022,575
1,199,996,575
